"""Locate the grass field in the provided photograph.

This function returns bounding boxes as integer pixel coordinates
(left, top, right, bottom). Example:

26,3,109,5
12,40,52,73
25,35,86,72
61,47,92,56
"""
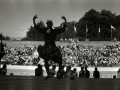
0,76,120,90
2,40,119,47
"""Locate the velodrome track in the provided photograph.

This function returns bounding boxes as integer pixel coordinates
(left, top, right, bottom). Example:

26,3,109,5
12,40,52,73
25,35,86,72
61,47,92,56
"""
0,76,120,90
5,65,120,78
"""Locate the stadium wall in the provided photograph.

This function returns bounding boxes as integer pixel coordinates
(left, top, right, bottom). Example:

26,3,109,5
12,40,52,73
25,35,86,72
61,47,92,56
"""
6,65,120,78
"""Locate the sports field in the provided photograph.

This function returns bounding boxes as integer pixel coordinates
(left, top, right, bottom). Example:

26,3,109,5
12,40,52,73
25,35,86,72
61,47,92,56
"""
0,76,120,90
1,41,120,90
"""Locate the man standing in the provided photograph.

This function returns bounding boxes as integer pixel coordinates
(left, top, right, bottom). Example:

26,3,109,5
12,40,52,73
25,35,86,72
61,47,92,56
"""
35,64,43,76
93,67,100,78
33,15,67,79
84,66,90,78
79,66,85,78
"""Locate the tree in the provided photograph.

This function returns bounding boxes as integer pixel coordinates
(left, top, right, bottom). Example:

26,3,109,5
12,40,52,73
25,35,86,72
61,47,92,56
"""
115,15,120,40
63,21,77,39
77,9,100,40
0,33,10,40
77,9,118,40
99,10,116,39
24,9,120,41
56,21,78,40
24,21,45,41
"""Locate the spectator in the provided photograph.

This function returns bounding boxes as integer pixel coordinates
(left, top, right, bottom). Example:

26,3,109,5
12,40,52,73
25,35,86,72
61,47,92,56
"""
61,65,66,78
56,67,62,79
113,75,116,79
64,65,71,77
79,66,85,78
49,65,56,77
35,64,43,76
84,66,90,78
70,68,78,80
2,41,120,67
93,67,100,78
0,64,7,75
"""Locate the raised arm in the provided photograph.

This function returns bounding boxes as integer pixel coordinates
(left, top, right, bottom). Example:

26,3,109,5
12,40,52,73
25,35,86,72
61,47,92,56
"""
33,15,45,33
54,16,67,34
33,15,38,27
61,16,67,28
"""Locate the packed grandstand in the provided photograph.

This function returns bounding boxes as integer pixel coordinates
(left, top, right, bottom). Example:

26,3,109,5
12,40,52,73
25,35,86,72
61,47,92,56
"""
1,39,120,67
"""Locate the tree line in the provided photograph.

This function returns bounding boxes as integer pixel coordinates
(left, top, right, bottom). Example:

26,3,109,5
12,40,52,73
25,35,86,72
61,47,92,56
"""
22,9,120,41
0,33,10,40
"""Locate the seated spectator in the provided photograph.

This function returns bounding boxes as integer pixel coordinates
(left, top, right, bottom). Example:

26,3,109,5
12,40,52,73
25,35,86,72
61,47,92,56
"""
56,67,62,79
84,66,90,78
79,66,85,78
64,65,71,77
61,65,66,78
56,65,66,79
72,68,78,77
93,67,100,78
35,64,43,76
0,64,7,75
70,68,78,80
49,65,56,77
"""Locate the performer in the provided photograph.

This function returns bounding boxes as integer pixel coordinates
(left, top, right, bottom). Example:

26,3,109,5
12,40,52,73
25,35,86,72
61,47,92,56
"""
33,15,67,79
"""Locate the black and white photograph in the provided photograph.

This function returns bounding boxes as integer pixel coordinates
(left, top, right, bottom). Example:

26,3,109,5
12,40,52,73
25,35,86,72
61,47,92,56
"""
0,0,120,90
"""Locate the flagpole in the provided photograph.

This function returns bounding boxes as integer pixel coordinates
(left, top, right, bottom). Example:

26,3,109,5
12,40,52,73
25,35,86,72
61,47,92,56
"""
61,33,63,39
98,32,100,40
86,31,87,39
73,23,77,39
60,33,63,42
98,26,100,41
74,23,75,39
74,31,75,39
85,25,88,43
86,25,88,39
0,40,2,68
111,28,112,41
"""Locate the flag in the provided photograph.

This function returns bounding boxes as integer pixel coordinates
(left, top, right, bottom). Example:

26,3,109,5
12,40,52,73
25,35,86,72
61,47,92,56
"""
74,25,77,32
98,27,100,33
111,25,116,30
86,25,88,32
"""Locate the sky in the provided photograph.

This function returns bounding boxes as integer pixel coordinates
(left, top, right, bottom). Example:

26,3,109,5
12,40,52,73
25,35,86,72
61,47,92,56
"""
0,0,120,38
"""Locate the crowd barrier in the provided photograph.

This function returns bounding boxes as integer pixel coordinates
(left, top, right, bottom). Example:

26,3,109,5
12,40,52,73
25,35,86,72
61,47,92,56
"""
6,65,120,78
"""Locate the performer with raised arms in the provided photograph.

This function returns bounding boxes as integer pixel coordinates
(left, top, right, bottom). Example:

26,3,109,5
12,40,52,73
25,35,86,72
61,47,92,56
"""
33,15,67,79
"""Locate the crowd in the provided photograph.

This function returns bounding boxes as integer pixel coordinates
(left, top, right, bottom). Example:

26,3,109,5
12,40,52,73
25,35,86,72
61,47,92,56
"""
1,41,120,67
35,64,100,79
60,38,79,43
1,45,38,65
60,43,120,67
